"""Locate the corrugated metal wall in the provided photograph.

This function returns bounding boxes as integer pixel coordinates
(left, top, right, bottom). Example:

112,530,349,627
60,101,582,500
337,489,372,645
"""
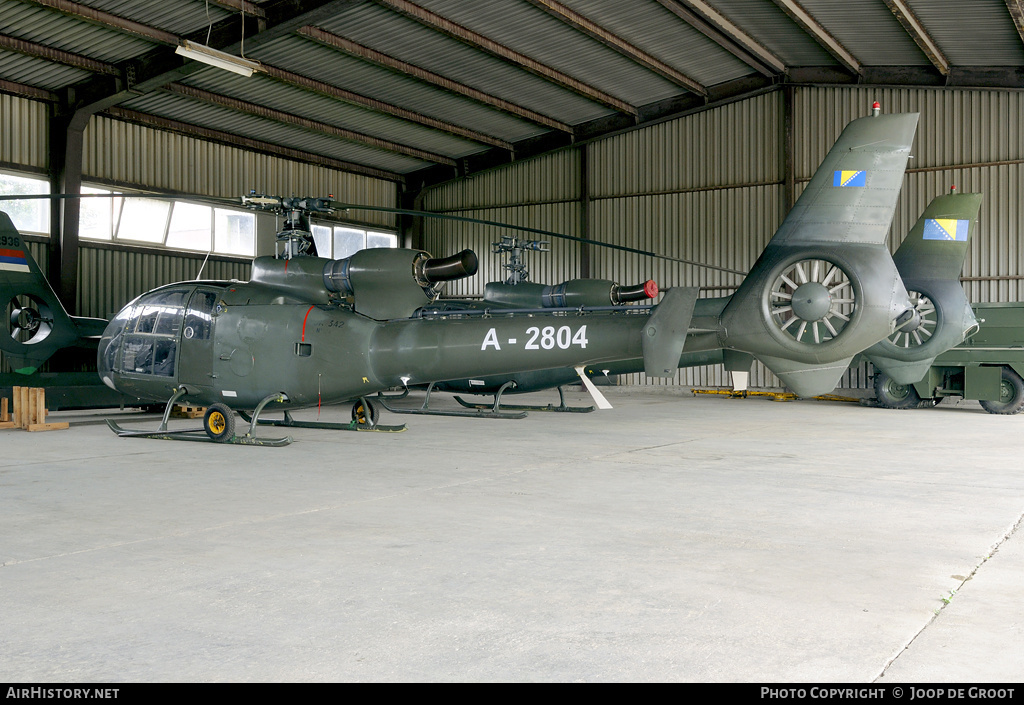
421,150,583,296
1,96,397,373
0,94,48,169
77,246,250,320
83,115,398,230
421,86,1024,391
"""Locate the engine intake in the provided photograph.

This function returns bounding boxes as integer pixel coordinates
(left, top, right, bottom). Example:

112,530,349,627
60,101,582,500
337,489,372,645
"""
323,247,478,320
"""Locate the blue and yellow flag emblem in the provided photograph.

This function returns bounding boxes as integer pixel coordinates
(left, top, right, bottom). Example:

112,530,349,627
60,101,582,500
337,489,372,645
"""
833,170,866,187
923,219,969,242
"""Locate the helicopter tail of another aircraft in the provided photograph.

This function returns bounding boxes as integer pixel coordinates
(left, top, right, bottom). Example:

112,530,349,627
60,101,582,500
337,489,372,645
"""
862,191,983,384
716,110,920,397
0,211,105,374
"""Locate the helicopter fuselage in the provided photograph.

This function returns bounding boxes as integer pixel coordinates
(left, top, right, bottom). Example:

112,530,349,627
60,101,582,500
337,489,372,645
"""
97,275,657,410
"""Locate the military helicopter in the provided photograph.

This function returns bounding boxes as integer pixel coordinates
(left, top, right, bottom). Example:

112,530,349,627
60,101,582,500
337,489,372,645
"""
406,188,984,418
371,234,664,418
2,109,935,445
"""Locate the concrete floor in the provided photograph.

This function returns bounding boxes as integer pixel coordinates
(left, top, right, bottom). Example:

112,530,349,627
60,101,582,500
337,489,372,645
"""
1,387,1022,683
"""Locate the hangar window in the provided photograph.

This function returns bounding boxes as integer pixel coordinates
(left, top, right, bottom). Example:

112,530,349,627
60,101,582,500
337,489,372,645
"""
79,186,256,257
0,171,49,235
310,222,398,259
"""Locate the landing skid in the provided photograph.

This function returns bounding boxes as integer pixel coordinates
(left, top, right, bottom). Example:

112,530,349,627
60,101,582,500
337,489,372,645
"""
106,388,294,446
377,381,528,419
453,385,594,414
105,420,293,446
238,405,406,433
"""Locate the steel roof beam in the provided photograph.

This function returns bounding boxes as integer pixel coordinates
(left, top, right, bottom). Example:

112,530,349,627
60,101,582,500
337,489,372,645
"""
0,78,57,102
883,0,950,75
658,0,786,77
522,0,707,96
1006,1,1024,45
45,1,345,119
26,0,180,46
104,106,404,183
0,33,120,75
258,64,514,151
165,83,456,166
298,26,574,134
207,0,267,19
769,0,862,75
373,0,638,116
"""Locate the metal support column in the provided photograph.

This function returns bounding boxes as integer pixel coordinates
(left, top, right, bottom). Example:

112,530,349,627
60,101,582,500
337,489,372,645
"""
782,84,795,211
47,104,88,314
579,144,591,279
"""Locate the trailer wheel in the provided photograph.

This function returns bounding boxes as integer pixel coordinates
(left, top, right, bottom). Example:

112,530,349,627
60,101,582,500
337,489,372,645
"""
873,372,923,409
979,367,1024,415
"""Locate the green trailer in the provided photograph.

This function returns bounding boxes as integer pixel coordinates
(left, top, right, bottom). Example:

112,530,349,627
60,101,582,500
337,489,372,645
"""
873,302,1024,414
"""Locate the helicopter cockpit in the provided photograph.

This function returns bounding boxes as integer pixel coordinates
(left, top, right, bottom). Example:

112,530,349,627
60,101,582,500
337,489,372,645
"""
99,285,220,384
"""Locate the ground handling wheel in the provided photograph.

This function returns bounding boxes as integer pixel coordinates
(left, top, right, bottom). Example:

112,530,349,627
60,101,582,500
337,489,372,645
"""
351,398,379,426
873,372,924,409
204,402,236,442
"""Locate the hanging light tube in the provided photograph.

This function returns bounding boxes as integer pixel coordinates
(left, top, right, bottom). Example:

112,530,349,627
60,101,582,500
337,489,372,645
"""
175,40,261,77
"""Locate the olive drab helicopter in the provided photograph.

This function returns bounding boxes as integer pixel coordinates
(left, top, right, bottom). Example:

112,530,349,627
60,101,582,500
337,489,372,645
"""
0,108,957,446
373,234,665,418
407,187,985,419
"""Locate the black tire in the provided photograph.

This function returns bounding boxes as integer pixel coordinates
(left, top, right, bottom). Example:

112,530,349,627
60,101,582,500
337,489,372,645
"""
351,398,379,426
204,403,236,442
979,367,1024,415
873,372,923,409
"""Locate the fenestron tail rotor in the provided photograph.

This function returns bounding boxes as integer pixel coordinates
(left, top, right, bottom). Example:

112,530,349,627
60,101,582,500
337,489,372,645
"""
769,259,857,345
8,294,54,344
887,291,937,348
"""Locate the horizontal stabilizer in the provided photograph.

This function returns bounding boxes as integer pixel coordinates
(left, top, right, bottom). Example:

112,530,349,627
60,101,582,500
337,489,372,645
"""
757,354,854,398
642,287,699,377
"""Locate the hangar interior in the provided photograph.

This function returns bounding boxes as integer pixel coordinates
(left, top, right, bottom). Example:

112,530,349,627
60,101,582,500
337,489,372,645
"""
2,0,1023,389
2,0,1024,683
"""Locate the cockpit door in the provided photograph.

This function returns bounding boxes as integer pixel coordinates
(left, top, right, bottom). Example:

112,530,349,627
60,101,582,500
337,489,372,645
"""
177,289,219,390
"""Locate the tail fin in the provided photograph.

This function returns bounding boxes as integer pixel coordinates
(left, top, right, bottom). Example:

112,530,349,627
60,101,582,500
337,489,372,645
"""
864,191,982,383
718,111,918,396
0,211,98,374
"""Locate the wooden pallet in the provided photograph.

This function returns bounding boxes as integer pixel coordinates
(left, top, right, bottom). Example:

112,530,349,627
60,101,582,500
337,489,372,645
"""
171,405,207,419
0,396,12,429
0,387,69,432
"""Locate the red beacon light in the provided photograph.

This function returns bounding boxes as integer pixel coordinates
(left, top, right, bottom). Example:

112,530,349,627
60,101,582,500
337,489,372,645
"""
871,101,881,117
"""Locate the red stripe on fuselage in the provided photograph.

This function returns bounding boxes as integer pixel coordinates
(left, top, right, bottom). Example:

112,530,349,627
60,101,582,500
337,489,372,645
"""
301,305,315,341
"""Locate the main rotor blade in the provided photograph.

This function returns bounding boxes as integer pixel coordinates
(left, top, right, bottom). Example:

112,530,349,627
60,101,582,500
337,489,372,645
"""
0,193,746,276
329,201,747,276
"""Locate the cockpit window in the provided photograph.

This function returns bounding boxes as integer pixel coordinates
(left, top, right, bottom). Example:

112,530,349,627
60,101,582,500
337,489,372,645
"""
116,287,190,377
133,289,187,335
184,290,217,341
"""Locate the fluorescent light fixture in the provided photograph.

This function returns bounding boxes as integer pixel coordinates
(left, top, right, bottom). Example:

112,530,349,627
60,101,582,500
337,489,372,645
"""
175,40,261,77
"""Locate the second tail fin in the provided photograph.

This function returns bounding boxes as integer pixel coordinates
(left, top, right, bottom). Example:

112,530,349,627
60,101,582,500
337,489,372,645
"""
864,191,982,384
